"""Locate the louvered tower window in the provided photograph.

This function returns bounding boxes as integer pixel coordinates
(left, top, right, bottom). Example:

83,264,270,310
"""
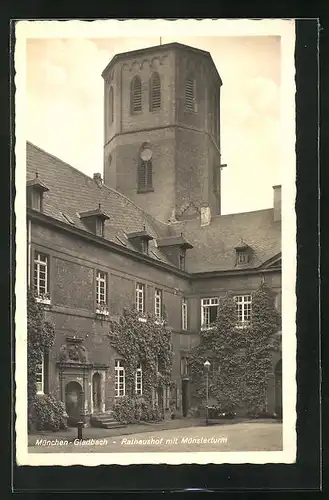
150,72,161,111
185,77,196,112
138,159,153,192
131,76,142,113
109,86,114,124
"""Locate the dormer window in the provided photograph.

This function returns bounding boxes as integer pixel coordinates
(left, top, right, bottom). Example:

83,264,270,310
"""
179,249,186,270
157,234,193,270
235,240,251,266
127,228,153,255
79,204,109,237
95,218,104,237
237,251,248,264
26,174,49,212
141,238,149,255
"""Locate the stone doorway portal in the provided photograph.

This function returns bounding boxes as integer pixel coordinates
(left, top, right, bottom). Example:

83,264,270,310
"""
65,381,83,426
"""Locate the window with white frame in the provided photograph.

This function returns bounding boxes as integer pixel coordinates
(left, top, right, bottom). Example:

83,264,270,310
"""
135,364,142,395
201,297,219,328
115,360,125,397
235,295,252,325
154,288,162,318
136,283,145,314
180,356,188,376
182,298,188,330
179,249,186,270
95,217,105,237
36,354,44,394
33,252,49,299
28,190,42,211
96,271,107,305
237,250,248,264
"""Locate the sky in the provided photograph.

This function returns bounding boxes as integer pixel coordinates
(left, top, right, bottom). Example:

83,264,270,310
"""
26,35,281,215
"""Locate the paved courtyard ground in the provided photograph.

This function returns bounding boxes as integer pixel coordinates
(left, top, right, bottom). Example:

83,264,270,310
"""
29,420,282,453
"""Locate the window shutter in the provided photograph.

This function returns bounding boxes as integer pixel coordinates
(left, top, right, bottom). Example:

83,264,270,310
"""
150,72,161,111
131,76,142,113
146,160,153,189
185,78,195,112
138,160,146,190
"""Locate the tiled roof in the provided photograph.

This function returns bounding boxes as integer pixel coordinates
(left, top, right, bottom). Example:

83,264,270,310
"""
26,142,281,274
168,211,281,273
26,142,171,265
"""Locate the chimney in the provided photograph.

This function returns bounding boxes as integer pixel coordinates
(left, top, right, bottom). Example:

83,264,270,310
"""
93,172,103,187
200,205,212,227
273,185,281,221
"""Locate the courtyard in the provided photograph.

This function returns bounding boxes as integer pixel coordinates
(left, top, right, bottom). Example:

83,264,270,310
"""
29,420,282,453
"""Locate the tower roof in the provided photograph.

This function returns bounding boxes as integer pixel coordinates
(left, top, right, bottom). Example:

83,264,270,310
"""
101,42,222,85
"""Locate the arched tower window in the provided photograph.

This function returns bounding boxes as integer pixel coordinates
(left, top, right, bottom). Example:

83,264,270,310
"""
138,159,153,192
109,86,114,125
185,76,197,113
149,72,161,111
137,143,153,192
131,75,142,114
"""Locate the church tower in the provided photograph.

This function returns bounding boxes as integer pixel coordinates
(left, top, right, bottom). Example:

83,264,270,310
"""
102,42,223,222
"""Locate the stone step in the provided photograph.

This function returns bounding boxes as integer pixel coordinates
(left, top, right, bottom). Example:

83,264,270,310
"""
92,414,115,420
101,422,126,429
90,413,126,429
95,419,121,425
91,419,125,429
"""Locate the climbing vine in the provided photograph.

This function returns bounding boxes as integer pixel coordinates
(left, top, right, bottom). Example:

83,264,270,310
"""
188,282,281,413
108,308,174,402
27,288,55,431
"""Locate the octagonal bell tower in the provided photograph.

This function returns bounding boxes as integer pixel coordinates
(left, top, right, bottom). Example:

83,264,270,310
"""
102,42,223,222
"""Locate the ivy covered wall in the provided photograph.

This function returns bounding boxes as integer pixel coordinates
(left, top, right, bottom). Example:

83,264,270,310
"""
187,282,281,414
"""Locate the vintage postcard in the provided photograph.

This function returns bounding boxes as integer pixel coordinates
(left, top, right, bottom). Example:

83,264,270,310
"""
14,19,296,466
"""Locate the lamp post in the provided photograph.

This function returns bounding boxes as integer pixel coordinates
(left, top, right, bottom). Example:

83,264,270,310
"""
204,360,211,425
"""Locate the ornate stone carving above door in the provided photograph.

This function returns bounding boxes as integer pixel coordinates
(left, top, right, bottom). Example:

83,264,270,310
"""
59,336,89,364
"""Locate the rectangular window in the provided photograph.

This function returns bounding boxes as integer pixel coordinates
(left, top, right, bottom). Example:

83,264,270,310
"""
164,385,170,409
179,250,186,270
135,364,143,395
28,190,42,211
96,271,107,305
235,295,252,325
180,356,188,376
36,354,44,394
154,288,162,318
33,252,49,298
237,251,248,264
95,218,104,237
201,297,219,328
141,238,149,255
115,360,125,397
136,283,145,314
182,299,188,330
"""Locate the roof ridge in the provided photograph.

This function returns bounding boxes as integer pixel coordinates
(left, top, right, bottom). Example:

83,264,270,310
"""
172,208,275,225
27,141,169,230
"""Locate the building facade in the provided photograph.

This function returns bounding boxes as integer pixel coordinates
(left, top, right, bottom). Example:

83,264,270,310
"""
27,42,282,426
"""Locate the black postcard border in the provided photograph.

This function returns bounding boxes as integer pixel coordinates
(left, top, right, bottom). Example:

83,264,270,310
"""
3,11,323,494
